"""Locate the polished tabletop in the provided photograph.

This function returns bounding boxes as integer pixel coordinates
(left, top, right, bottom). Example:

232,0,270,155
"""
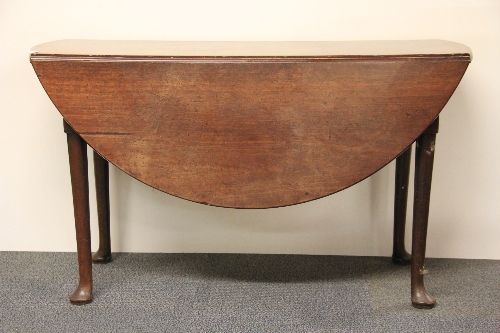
31,40,471,208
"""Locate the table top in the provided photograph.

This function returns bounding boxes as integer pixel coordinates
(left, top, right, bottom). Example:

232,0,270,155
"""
30,39,472,60
31,40,471,208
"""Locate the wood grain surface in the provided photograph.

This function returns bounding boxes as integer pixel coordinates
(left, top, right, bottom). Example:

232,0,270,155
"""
31,41,470,208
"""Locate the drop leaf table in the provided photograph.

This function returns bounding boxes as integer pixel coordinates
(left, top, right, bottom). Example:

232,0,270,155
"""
30,40,471,308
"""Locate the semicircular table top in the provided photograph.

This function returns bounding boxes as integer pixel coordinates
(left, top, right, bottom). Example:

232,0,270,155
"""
30,40,471,208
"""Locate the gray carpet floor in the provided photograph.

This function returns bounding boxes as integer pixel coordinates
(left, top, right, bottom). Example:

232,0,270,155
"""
0,252,498,332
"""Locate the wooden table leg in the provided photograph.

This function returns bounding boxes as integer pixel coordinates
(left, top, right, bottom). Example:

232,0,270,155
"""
64,120,93,304
392,146,412,265
92,150,112,263
411,117,439,309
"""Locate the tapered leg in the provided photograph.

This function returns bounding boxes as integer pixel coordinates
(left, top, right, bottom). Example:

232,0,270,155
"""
392,146,412,265
411,118,439,309
92,150,112,263
64,120,93,304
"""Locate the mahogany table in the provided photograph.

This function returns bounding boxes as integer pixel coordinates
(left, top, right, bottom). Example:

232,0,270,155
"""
30,40,471,308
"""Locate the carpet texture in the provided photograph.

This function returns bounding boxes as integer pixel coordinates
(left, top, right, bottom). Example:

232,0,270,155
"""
0,252,498,332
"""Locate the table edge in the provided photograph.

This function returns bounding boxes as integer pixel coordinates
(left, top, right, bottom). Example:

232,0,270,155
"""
29,39,473,62
30,54,472,63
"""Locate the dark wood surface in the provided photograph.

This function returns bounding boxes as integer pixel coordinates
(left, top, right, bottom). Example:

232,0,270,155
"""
64,121,92,304
31,40,471,308
91,151,112,264
392,146,412,265
411,118,439,308
31,40,470,208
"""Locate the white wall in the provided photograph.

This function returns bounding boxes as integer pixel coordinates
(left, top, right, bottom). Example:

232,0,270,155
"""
1,0,499,259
